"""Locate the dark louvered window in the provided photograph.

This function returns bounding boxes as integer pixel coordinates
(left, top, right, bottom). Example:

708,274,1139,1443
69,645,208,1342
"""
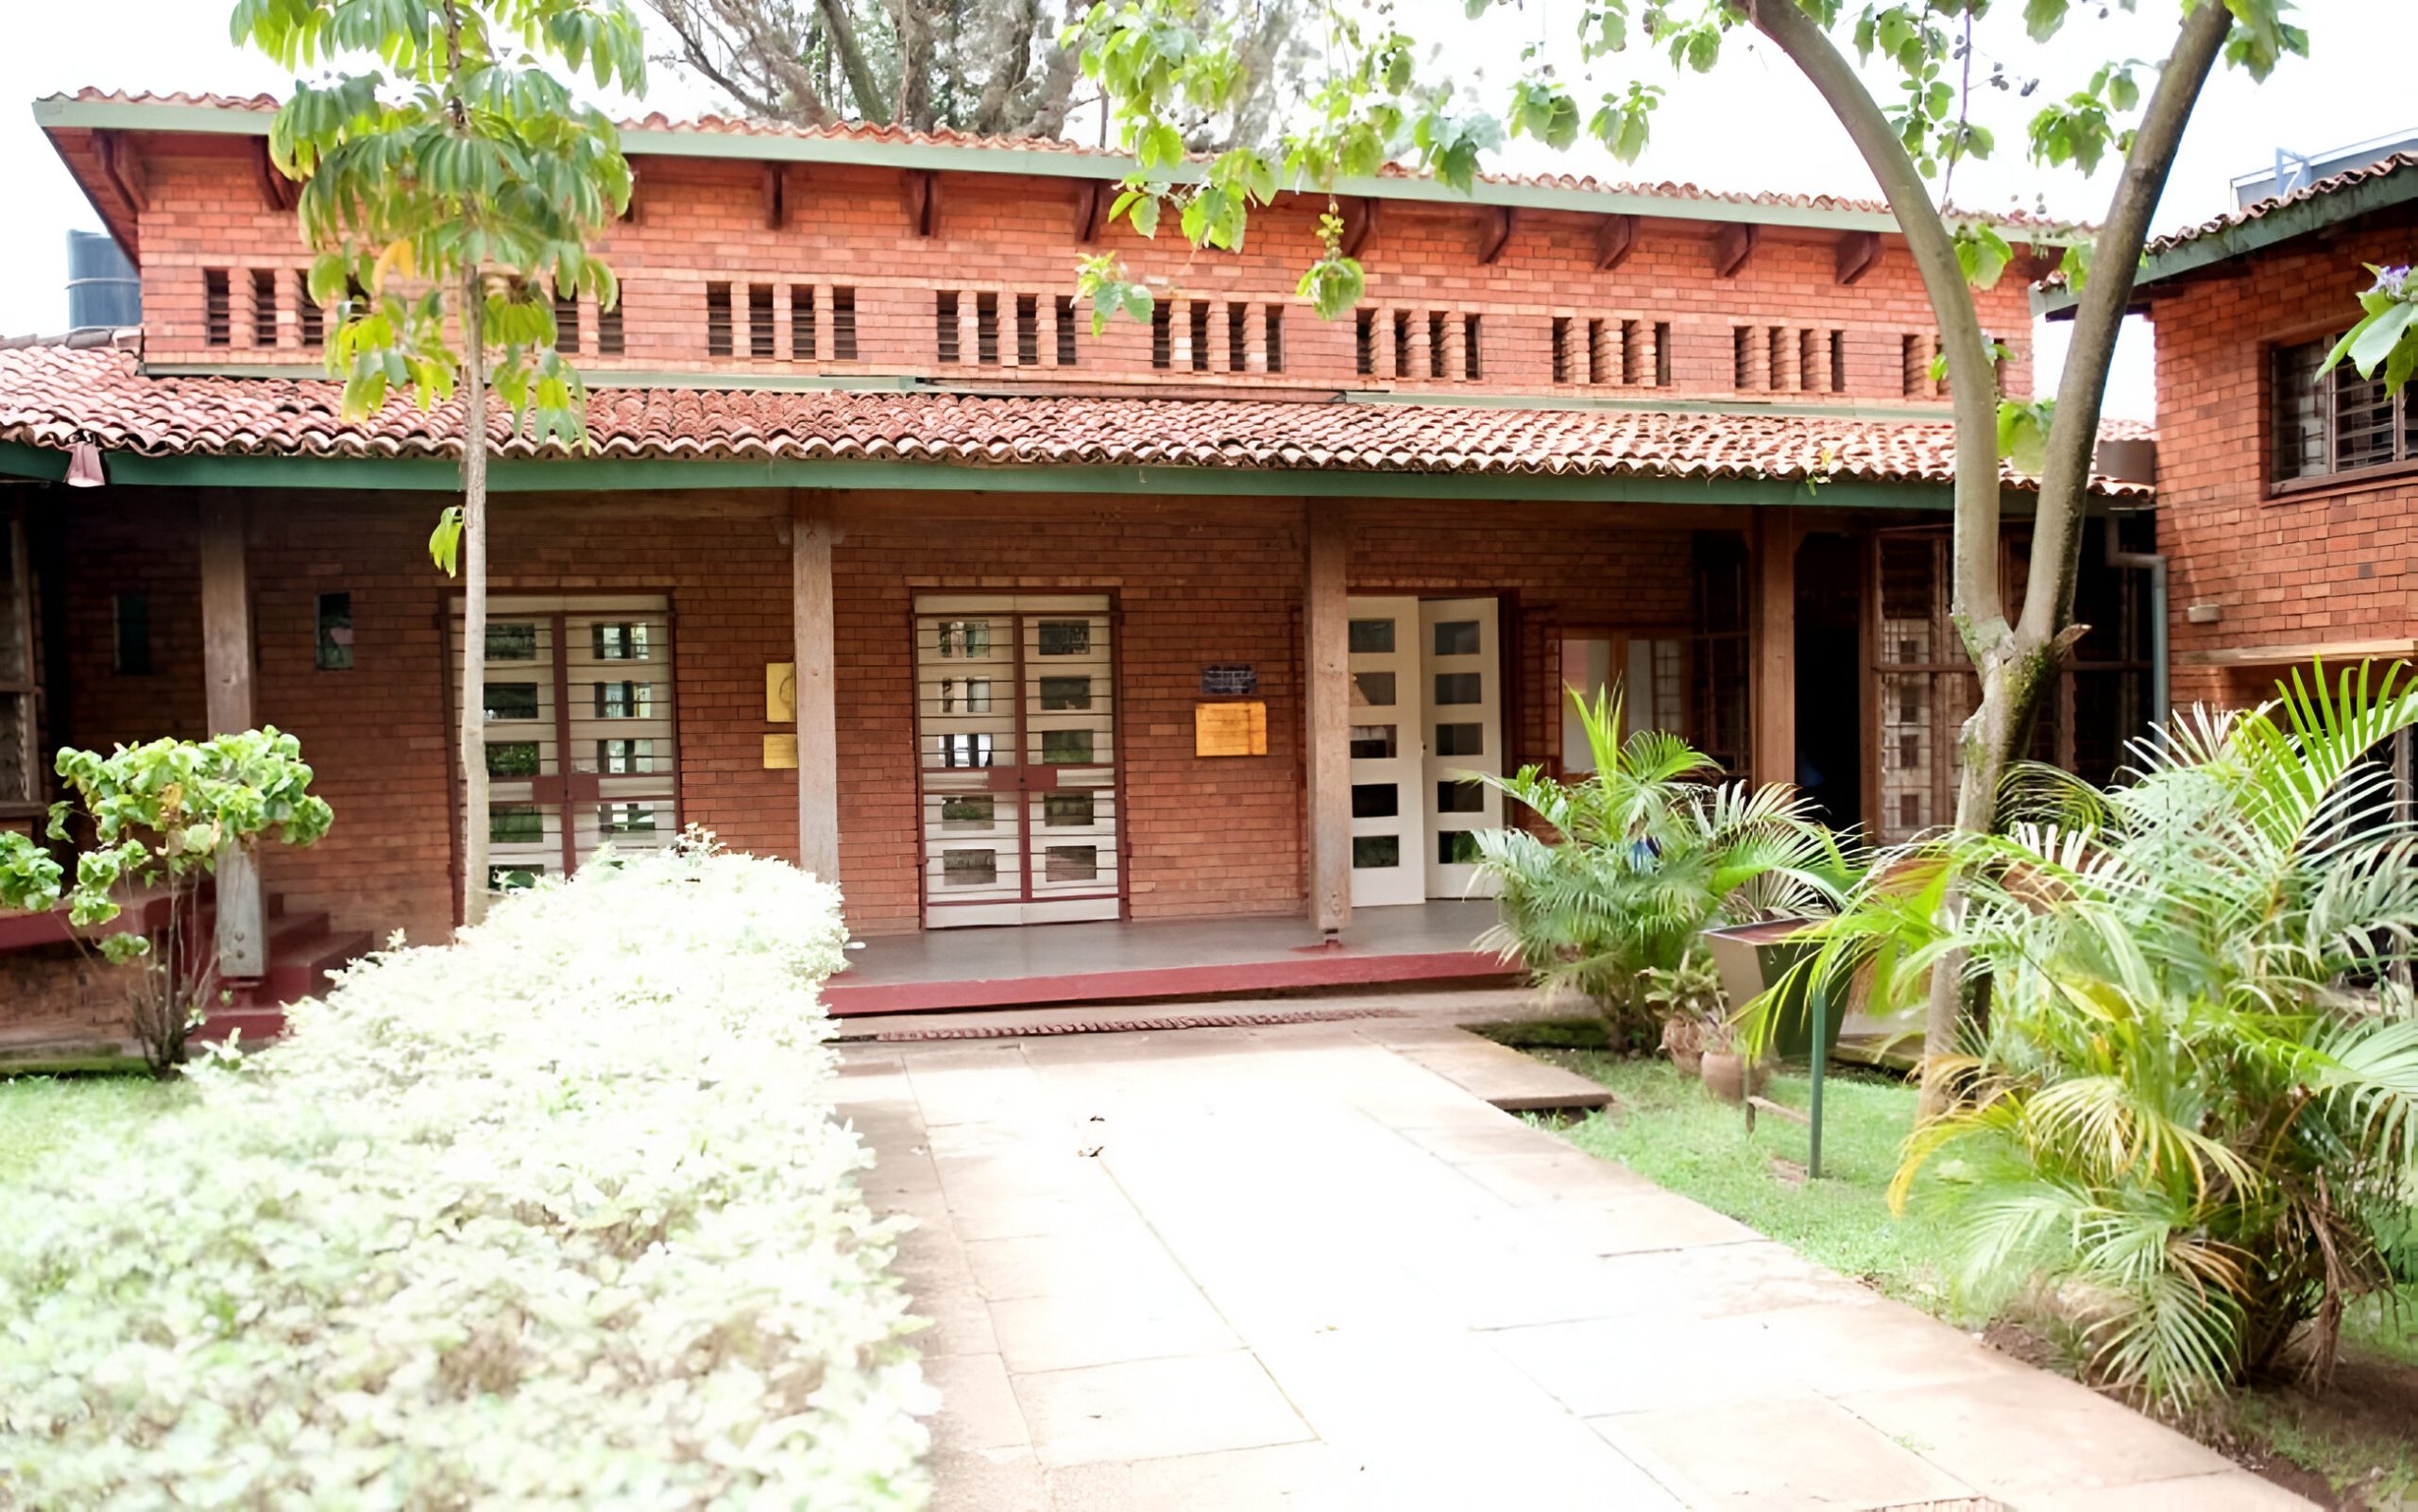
553,287,580,354
250,269,278,347
935,291,961,364
2274,333,2418,484
1150,300,1172,370
1552,317,1572,384
1355,309,1375,377
1054,296,1078,365
204,269,231,347
297,273,324,347
831,288,858,359
706,282,733,357
597,295,625,355
1016,295,1039,365
1187,299,1210,373
791,284,817,361
1265,307,1284,375
1228,302,1249,372
748,284,775,359
975,292,999,365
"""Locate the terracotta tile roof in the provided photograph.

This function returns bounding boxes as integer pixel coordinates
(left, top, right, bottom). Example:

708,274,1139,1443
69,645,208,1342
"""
48,89,2058,226
2142,152,2418,259
0,343,2146,496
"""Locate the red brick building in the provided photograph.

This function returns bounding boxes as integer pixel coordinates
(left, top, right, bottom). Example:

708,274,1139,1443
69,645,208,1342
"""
2047,151,2418,711
0,91,2154,1012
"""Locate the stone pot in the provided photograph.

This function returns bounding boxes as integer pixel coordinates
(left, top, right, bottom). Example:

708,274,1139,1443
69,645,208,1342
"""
1668,1046,1704,1077
1699,1051,1769,1105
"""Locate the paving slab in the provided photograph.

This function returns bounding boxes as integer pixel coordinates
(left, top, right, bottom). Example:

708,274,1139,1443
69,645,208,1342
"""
851,1019,2313,1510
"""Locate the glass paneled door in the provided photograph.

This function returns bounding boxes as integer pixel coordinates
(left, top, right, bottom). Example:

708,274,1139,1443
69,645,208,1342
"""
915,594,1121,927
1422,598,1504,900
453,595,679,892
1346,598,1425,907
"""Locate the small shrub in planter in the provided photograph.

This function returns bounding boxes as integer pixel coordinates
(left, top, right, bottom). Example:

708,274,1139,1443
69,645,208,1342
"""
0,833,932,1508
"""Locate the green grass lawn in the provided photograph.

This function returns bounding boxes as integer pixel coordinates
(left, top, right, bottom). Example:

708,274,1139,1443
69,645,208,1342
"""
1484,1023,2418,1507
0,1075,184,1181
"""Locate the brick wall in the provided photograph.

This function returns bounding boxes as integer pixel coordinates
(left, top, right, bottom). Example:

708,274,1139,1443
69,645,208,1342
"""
51,486,1751,943
124,143,2033,404
2148,223,2418,708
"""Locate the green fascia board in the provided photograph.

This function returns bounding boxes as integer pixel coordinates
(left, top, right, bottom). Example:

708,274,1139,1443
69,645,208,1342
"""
36,93,2055,238
2034,161,2418,316
0,439,1964,510
140,362,929,393
1340,389,1955,422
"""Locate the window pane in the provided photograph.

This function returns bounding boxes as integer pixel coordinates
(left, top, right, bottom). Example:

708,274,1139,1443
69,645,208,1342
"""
1437,830,1481,865
1352,671,1397,707
1432,620,1480,656
593,680,651,719
1351,782,1399,818
940,794,996,829
935,620,992,658
485,740,540,777
1040,675,1093,710
1437,780,1482,813
484,682,540,722
1352,835,1400,869
597,739,656,773
2273,339,2327,481
1046,844,1099,883
599,802,660,835
315,592,353,671
486,622,538,660
1434,672,1482,705
489,805,544,843
1437,722,1484,756
2336,365,2398,472
488,864,542,892
591,622,650,660
1037,620,1092,655
1349,724,1397,759
941,848,998,887
1348,619,1395,654
1042,792,1096,827
112,594,151,676
1041,729,1095,764
938,733,995,768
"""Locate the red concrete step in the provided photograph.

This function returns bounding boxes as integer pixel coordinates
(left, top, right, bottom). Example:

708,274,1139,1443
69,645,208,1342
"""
195,927,375,1045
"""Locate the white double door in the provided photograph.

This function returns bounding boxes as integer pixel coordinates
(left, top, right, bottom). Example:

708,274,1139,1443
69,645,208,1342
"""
1346,596,1504,908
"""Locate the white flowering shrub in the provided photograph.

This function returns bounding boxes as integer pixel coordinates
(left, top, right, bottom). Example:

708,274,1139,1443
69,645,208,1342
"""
0,835,931,1509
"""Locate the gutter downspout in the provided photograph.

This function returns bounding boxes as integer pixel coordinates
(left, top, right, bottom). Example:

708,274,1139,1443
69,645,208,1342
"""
2105,513,2169,731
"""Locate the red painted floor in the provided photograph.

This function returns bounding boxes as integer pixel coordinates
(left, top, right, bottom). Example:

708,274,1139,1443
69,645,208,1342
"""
820,901,1511,1015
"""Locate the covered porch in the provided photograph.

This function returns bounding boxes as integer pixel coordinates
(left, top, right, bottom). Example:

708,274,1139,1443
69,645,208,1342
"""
822,899,1509,1014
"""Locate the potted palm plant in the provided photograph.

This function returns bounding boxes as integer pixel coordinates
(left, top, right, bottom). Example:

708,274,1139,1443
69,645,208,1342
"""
1467,688,1848,1062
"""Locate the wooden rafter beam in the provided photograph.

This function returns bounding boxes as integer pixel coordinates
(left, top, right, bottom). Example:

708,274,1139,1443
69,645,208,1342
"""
1477,205,1515,265
1340,195,1378,259
1076,179,1107,243
763,162,786,230
1594,213,1638,271
1833,230,1881,285
252,137,298,212
94,130,147,216
1712,222,1761,279
904,169,939,238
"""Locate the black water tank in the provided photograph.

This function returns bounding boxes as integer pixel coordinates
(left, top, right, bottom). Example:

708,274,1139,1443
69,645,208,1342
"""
66,230,140,330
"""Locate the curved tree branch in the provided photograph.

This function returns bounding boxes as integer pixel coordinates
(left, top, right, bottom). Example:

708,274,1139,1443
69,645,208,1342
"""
1749,0,2009,654
2018,0,2231,645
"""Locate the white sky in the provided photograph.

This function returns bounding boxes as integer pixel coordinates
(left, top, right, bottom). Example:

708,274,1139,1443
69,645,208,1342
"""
1,0,2407,422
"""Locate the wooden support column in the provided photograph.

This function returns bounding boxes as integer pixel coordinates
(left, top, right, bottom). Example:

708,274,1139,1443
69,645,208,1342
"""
198,493,264,977
1304,502,1352,938
1752,509,1798,790
792,490,842,883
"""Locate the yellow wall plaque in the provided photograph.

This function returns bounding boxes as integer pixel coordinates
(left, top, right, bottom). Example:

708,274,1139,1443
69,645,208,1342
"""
1194,700,1269,757
766,662,797,722
762,733,799,769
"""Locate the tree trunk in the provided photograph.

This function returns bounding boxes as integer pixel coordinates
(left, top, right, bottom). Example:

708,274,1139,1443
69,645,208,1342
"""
459,268,492,928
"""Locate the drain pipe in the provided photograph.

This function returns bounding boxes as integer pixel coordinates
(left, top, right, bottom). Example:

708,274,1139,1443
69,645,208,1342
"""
2104,513,2169,730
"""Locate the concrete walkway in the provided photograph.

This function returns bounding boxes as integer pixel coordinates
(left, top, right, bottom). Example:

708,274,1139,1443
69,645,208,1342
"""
835,1012,2311,1511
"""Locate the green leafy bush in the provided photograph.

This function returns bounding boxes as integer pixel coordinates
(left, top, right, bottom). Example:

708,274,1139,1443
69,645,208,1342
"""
0,728,334,1071
1775,665,2418,1409
1471,688,1847,1048
0,834,932,1507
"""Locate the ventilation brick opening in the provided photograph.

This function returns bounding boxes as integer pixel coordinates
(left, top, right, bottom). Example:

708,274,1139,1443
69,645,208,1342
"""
1187,299,1210,372
706,282,733,358
831,288,858,359
1150,300,1173,369
1355,309,1375,376
553,286,580,355
936,291,961,365
1551,316,1572,384
791,284,817,361
204,269,231,347
249,269,277,348
598,295,625,356
1054,295,1078,365
296,273,323,348
1265,306,1284,374
1462,314,1483,381
748,283,775,359
1016,294,1039,366
976,292,1000,365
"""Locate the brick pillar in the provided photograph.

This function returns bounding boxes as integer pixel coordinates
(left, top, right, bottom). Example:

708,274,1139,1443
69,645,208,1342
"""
774,284,793,363
792,490,842,883
957,294,979,369
1247,303,1269,373
1752,508,1796,790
